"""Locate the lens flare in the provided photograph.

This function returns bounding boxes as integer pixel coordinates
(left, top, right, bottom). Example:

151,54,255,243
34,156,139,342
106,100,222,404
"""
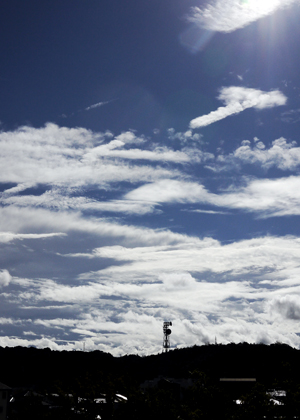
179,25,215,54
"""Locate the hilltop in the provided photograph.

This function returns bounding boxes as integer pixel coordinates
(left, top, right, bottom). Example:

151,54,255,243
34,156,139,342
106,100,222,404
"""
1,342,299,389
3,342,300,419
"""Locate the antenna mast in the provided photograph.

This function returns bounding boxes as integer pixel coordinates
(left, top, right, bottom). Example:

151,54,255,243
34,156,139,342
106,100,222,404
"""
163,321,172,353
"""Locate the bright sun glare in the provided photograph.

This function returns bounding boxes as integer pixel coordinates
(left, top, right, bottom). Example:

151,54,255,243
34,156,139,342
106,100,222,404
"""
241,0,280,14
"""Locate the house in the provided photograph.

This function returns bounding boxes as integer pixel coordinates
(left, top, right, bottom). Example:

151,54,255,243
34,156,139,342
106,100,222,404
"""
219,378,256,398
0,382,10,420
141,376,194,401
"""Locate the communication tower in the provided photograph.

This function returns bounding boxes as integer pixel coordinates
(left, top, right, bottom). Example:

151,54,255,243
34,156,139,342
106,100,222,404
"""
163,321,172,353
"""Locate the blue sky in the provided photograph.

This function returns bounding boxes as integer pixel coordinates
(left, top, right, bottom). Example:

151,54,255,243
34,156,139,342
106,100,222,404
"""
1,0,300,355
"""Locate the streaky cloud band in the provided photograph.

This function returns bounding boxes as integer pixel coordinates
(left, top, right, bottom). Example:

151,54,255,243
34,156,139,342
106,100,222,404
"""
189,86,287,129
188,0,297,33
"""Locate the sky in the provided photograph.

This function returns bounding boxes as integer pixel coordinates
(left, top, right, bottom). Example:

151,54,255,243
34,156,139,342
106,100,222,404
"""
1,0,300,356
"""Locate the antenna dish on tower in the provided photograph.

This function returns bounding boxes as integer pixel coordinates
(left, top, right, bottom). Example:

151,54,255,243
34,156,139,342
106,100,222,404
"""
163,321,172,353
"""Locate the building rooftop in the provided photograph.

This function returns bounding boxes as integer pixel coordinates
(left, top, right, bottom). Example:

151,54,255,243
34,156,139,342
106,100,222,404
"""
220,378,256,382
0,382,10,390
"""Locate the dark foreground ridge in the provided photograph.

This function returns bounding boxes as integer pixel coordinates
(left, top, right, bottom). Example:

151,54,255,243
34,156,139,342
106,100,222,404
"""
1,342,300,419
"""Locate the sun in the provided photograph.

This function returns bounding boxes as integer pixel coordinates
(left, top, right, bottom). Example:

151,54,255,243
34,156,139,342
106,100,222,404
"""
240,0,281,14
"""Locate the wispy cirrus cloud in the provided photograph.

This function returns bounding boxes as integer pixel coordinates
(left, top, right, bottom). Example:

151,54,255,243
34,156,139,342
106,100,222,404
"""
84,99,116,111
0,232,65,243
1,191,158,215
81,235,300,278
188,0,297,33
189,86,287,129
62,99,117,118
0,123,214,217
281,108,300,124
0,116,300,354
0,124,185,189
0,205,200,247
125,176,300,218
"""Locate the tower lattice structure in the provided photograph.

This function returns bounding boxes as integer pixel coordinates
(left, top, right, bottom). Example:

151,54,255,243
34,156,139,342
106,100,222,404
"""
163,321,172,352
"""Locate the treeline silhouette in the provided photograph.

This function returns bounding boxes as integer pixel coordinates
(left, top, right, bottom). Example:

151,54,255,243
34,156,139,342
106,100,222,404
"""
2,342,300,419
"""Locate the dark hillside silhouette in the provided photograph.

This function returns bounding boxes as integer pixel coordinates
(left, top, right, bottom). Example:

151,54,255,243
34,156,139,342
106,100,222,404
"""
1,342,300,388
2,342,300,419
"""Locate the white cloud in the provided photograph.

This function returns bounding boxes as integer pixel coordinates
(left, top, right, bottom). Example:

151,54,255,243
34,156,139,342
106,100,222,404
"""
84,144,194,163
0,232,65,243
1,121,300,354
281,108,300,123
0,124,182,188
0,205,201,247
230,137,300,170
3,183,35,196
187,209,229,215
5,233,300,354
189,86,287,129
269,295,300,320
125,179,211,204
220,176,300,217
188,0,296,33
0,318,20,325
0,335,73,351
125,176,300,218
83,235,300,279
0,269,12,287
1,191,158,215
85,100,114,111
167,128,203,144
